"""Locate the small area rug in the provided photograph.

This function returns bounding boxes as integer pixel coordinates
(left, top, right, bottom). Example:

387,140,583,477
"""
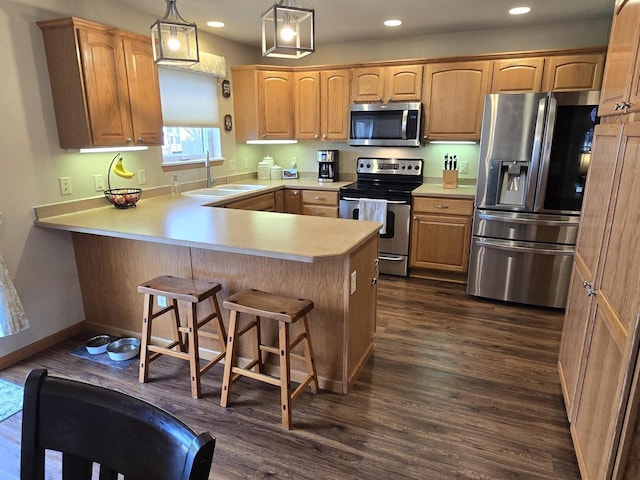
70,344,137,370
0,378,24,422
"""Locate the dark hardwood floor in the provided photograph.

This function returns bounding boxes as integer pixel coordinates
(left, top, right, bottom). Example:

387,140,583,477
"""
0,276,579,479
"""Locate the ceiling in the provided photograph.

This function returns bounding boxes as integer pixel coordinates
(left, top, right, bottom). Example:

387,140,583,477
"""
128,0,614,48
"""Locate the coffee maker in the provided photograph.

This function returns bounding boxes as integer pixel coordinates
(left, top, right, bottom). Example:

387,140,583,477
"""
317,150,338,182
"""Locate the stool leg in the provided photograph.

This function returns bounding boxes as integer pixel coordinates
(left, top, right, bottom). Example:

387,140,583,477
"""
186,301,202,399
139,293,154,384
209,293,227,354
279,321,292,429
254,316,263,373
302,315,319,394
171,299,185,352
220,310,239,407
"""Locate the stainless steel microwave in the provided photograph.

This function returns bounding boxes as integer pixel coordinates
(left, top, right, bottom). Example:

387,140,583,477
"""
348,102,422,147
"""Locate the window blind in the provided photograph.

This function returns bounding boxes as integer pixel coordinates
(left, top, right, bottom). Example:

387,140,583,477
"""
158,67,219,127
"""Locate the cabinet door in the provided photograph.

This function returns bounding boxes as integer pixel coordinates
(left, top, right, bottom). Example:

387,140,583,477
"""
542,54,605,92
225,192,275,211
422,61,491,141
410,213,471,272
122,35,163,145
351,67,384,102
274,190,285,213
558,123,622,419
258,71,293,139
490,57,544,93
293,71,320,140
78,28,133,146
571,123,640,480
321,70,350,141
384,65,423,102
599,1,640,116
285,189,302,214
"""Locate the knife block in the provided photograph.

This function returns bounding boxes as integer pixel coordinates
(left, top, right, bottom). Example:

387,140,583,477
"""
442,170,458,189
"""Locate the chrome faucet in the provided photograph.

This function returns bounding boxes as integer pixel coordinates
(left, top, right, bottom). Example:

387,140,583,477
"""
205,151,214,187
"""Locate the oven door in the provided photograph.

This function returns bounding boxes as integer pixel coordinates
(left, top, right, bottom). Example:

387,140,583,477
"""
339,197,411,276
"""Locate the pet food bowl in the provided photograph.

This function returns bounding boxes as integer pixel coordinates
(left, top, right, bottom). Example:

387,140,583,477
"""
85,335,113,355
106,337,141,361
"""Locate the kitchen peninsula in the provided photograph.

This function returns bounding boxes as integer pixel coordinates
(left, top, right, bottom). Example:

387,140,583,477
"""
33,192,381,394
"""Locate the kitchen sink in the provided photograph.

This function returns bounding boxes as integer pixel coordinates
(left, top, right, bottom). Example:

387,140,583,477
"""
183,184,268,198
215,184,266,191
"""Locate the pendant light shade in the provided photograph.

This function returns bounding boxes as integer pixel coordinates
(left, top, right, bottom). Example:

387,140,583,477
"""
151,0,199,66
261,0,315,59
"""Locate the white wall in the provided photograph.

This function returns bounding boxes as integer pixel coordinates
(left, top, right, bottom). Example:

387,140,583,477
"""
0,0,612,360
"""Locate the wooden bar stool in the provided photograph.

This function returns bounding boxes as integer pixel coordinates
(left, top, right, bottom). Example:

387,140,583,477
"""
220,289,319,429
138,275,227,399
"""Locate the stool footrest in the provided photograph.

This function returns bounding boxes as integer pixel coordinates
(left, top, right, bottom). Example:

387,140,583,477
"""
289,332,307,351
149,305,174,320
200,351,225,375
231,366,281,387
148,345,190,361
236,320,258,337
291,375,315,402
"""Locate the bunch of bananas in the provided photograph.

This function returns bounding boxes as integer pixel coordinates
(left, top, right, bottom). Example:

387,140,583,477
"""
113,157,135,179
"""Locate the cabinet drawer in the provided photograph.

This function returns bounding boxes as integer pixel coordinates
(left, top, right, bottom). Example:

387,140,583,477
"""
302,205,339,218
413,197,473,216
302,190,338,206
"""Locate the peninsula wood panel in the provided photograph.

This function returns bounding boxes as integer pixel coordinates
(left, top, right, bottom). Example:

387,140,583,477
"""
225,192,275,211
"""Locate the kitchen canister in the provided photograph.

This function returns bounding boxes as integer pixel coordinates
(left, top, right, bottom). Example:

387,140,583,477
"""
257,161,271,180
262,156,275,166
270,165,283,180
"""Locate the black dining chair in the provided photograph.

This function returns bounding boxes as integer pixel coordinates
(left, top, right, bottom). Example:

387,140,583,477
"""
20,369,215,480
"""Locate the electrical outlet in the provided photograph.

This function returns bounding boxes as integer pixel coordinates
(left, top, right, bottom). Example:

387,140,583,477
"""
291,157,297,168
59,177,72,195
228,159,237,171
459,161,468,174
350,271,357,294
243,158,248,169
157,296,167,308
93,174,105,191
138,169,147,185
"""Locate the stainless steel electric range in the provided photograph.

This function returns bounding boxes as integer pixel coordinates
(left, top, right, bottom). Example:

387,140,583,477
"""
339,157,423,276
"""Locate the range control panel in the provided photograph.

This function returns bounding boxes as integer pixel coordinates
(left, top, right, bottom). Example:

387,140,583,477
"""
356,157,423,177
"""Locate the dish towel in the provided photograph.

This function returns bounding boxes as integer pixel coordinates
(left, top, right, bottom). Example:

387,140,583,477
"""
358,198,388,234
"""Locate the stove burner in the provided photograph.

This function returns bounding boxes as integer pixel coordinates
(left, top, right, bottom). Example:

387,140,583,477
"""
340,157,423,202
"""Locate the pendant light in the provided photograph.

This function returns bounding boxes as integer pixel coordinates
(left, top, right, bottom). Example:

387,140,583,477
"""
261,0,315,59
151,0,199,66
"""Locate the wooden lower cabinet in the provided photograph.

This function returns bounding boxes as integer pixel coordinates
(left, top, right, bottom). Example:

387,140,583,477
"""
559,122,640,480
284,189,302,214
225,192,276,211
302,190,339,218
410,197,473,279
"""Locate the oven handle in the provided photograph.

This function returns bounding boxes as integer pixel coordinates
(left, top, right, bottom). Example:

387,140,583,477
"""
378,255,405,262
341,197,409,205
475,238,575,255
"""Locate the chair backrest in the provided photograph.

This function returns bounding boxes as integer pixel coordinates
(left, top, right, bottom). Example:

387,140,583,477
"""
20,369,215,480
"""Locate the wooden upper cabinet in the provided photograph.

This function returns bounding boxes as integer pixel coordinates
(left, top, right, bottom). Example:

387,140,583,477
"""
293,71,320,140
321,69,350,140
352,65,422,103
490,57,544,93
232,67,293,142
422,61,491,141
542,53,605,92
259,71,294,139
351,67,384,102
37,17,163,149
599,0,640,116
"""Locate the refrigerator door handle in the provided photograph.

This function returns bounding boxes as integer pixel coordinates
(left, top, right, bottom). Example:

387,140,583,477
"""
477,212,580,228
534,94,558,212
474,238,575,256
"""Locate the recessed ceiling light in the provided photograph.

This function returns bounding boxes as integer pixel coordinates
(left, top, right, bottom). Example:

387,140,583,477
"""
384,19,402,27
207,21,225,28
509,6,531,15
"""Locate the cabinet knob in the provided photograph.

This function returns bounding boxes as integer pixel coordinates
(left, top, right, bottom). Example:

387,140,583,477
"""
614,102,622,111
582,281,592,289
623,101,632,110
322,134,327,139
262,134,267,138
315,196,325,200
413,216,418,220
387,97,392,103
137,137,143,144
436,204,449,209
126,137,132,144
293,191,299,196
377,96,382,102
314,134,318,139
586,288,598,297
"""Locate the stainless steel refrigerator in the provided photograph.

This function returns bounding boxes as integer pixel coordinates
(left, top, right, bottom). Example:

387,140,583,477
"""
467,91,599,309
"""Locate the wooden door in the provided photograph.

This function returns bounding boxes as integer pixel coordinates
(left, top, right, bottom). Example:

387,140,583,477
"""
384,65,423,102
321,70,350,141
285,189,302,214
122,35,163,146
410,214,471,272
258,71,293,139
78,27,133,146
558,123,622,420
599,0,640,116
293,71,320,140
542,54,605,92
491,57,544,93
351,67,384,102
572,122,640,480
422,61,491,141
